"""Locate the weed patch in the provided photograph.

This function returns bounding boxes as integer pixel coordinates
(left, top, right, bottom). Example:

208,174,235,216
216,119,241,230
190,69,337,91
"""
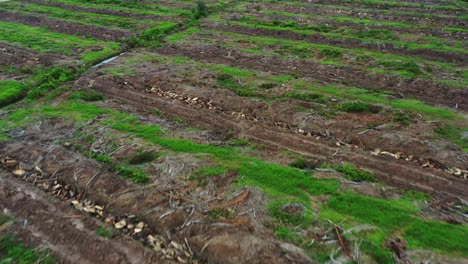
0,235,54,264
69,89,105,102
0,80,25,107
337,101,382,113
96,226,113,238
128,151,160,165
269,200,313,227
274,226,304,244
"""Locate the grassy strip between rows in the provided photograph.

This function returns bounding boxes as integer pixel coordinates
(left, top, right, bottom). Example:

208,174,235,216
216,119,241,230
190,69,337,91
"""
0,16,184,107
1,2,158,30
225,14,467,54
1,101,467,262
167,27,466,90
0,21,121,65
268,0,466,19
44,0,192,16
0,80,25,108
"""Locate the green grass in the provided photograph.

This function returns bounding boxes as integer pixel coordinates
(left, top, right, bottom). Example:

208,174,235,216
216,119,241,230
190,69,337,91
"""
0,80,25,107
0,21,121,64
69,89,105,102
45,0,191,16
179,29,462,83
405,220,468,255
27,67,77,99
1,2,155,30
229,13,467,54
326,193,468,257
110,52,466,150
0,235,54,264
336,101,383,113
2,101,467,259
324,163,376,182
96,226,113,238
269,199,314,227
126,22,179,47
274,226,304,244
84,151,150,184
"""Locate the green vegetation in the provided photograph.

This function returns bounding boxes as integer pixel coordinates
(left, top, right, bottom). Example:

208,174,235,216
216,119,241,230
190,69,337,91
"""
323,163,376,182
0,80,25,107
96,226,113,238
209,208,236,219
1,0,467,262
175,29,462,84
0,235,54,264
1,2,155,30
0,22,121,64
126,22,179,48
274,226,303,244
193,1,209,19
84,151,150,184
326,193,468,256
337,101,382,113
269,200,314,227
69,89,105,102
29,0,191,16
1,98,467,260
109,53,465,150
27,67,77,99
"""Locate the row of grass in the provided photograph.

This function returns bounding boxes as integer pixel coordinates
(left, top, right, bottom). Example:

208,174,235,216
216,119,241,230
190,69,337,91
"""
267,0,466,20
47,0,192,16
1,1,158,31
336,0,466,11
229,13,467,54
0,21,122,65
0,14,183,107
168,28,465,84
0,80,25,107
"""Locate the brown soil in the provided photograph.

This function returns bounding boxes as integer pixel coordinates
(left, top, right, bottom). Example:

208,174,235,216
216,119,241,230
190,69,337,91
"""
0,10,133,41
73,54,467,199
204,23,467,65
157,45,468,110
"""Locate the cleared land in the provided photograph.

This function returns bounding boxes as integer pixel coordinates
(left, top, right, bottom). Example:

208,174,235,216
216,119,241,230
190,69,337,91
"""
0,0,467,263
